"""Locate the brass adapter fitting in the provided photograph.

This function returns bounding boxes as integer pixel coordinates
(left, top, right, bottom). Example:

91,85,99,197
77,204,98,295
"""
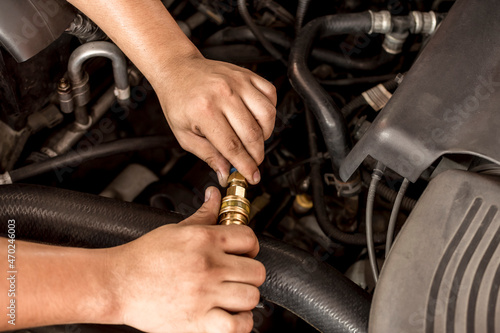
218,171,251,225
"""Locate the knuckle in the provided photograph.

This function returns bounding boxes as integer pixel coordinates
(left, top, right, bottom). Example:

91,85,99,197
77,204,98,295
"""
227,137,244,155
222,318,238,333
196,96,215,115
214,78,233,97
255,263,267,286
246,126,263,144
247,287,261,307
191,226,214,245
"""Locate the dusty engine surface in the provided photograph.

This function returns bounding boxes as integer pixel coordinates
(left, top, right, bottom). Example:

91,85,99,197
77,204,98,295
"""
0,0,499,332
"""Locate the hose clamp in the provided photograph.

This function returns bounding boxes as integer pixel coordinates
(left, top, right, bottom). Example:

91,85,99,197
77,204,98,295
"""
369,10,392,34
0,172,12,185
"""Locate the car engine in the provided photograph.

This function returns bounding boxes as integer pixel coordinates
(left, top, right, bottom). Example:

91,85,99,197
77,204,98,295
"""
0,0,499,332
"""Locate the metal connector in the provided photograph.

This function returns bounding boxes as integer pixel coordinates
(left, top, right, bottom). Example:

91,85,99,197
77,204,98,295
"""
410,11,437,34
218,171,251,225
382,31,409,54
368,10,392,34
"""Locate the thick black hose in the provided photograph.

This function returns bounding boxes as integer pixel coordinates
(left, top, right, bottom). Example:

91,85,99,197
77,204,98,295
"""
256,235,371,333
0,184,371,332
306,109,385,246
237,0,286,64
0,183,184,248
295,0,312,34
289,13,372,178
8,136,177,183
205,26,394,70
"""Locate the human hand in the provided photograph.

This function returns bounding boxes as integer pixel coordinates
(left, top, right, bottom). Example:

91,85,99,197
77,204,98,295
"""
111,187,265,333
152,54,277,187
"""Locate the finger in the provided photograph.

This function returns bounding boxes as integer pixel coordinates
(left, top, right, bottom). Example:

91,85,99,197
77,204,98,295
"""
221,256,266,286
204,309,254,333
214,283,261,312
201,114,260,185
213,225,260,257
223,97,265,165
179,186,221,226
177,132,231,186
249,75,277,106
241,82,277,140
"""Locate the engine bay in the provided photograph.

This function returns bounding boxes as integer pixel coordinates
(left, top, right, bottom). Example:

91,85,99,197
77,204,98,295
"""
0,0,499,332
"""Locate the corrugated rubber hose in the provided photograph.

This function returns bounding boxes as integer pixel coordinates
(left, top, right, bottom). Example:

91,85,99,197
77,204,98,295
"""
0,183,371,332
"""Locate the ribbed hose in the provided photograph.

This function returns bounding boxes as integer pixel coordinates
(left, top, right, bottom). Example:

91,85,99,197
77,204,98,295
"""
0,184,371,332
257,236,371,333
295,0,312,34
0,183,184,248
289,13,372,179
8,136,177,183
237,0,286,64
306,109,385,246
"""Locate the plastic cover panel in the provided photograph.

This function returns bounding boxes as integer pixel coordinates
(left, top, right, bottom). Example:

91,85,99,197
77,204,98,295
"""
340,0,500,182
370,170,500,333
0,0,75,62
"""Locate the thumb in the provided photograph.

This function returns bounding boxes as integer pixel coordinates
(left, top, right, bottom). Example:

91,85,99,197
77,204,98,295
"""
179,186,221,225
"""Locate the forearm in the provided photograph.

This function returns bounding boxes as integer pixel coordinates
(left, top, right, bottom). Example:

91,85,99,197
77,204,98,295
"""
0,238,120,330
67,0,200,88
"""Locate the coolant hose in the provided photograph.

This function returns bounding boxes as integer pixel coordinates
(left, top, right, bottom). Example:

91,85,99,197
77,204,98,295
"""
0,184,371,332
289,12,373,178
256,236,371,333
295,0,312,33
205,26,394,71
6,136,177,183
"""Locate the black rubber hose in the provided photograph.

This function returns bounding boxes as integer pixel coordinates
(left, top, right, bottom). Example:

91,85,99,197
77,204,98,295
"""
237,0,286,64
256,235,371,333
306,108,385,246
0,183,371,332
8,136,177,183
205,26,394,71
289,12,373,179
295,0,312,34
0,183,184,248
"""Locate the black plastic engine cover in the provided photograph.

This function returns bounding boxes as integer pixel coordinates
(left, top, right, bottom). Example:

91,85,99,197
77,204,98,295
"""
370,170,500,333
340,0,500,182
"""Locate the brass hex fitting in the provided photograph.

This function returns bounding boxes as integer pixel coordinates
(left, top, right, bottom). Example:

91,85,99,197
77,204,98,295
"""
218,171,251,225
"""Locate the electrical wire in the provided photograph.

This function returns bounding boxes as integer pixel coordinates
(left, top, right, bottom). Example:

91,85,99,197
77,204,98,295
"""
366,162,385,283
385,178,410,259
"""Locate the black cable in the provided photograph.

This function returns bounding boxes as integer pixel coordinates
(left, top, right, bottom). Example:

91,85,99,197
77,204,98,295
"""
8,136,177,183
237,0,286,64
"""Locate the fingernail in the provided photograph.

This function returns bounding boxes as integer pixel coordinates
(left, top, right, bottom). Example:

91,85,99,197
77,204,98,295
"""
253,170,261,184
204,187,212,202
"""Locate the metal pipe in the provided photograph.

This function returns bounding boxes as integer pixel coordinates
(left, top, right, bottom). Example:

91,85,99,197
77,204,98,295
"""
68,41,130,102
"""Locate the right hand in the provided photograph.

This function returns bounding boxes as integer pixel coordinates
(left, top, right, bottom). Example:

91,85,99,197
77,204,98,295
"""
110,187,265,333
